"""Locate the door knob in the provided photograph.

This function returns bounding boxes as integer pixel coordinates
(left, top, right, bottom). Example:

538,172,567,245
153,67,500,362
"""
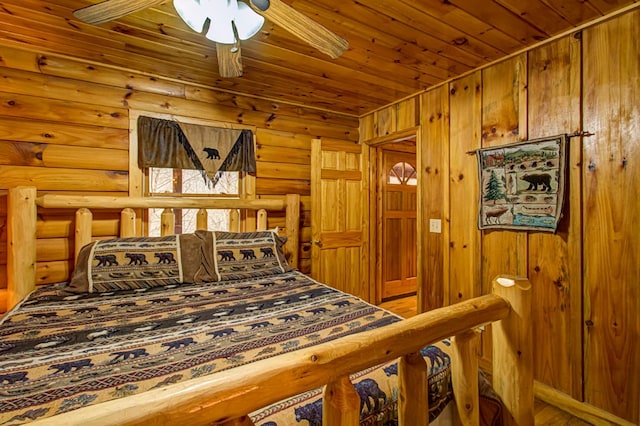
313,240,323,248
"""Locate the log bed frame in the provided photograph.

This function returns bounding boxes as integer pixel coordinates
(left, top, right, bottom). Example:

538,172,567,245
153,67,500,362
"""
5,186,534,426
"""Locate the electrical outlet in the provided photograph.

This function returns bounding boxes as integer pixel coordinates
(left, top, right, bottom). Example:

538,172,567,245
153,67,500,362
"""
429,219,442,233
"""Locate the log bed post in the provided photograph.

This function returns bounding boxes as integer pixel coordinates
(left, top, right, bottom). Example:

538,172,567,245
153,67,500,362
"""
196,208,208,231
323,376,361,425
285,194,300,269
7,186,37,310
75,208,93,263
398,351,429,424
229,209,240,232
256,209,267,231
120,208,136,237
451,329,480,424
492,275,534,426
160,208,175,236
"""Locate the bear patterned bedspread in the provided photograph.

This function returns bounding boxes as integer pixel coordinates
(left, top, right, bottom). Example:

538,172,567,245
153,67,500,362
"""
0,271,452,425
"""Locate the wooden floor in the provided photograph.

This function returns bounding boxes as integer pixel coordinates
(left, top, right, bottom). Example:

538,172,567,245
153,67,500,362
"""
378,296,592,426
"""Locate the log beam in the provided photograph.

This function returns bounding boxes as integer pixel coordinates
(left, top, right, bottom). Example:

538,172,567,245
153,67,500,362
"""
492,276,534,426
7,186,37,309
120,208,136,237
398,351,429,424
323,376,360,425
75,208,93,263
451,329,480,425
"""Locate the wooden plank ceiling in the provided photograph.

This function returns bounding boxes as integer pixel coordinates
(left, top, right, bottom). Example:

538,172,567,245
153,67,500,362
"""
0,0,635,116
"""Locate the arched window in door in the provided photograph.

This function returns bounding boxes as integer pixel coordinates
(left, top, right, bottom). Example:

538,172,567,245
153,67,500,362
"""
388,161,417,186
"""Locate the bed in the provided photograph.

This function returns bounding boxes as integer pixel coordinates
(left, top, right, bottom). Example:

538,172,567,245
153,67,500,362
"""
1,186,534,425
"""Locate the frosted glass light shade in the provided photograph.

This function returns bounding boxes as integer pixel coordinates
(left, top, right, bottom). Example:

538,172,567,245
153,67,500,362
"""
173,0,207,32
174,0,264,44
234,1,264,40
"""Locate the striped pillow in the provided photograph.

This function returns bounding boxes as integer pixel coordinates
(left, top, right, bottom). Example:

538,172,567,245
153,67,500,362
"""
67,234,215,293
196,230,292,281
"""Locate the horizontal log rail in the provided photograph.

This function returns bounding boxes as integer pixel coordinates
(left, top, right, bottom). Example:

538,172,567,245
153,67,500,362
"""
31,283,529,426
35,194,286,210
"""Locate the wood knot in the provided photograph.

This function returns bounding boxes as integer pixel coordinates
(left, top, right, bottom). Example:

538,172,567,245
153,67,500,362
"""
452,37,468,46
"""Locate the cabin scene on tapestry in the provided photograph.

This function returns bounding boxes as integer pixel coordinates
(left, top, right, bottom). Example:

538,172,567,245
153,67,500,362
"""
477,134,567,232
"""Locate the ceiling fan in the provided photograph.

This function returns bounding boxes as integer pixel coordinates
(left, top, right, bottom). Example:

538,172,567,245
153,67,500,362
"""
72,0,349,78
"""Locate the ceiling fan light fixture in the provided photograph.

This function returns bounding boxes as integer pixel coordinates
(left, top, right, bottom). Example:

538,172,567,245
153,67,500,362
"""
205,21,235,44
204,0,264,44
173,0,207,32
234,1,264,40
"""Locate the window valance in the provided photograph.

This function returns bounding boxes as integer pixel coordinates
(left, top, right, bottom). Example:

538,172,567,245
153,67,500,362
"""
137,116,256,187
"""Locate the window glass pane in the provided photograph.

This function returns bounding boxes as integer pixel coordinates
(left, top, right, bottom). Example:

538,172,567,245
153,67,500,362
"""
388,161,418,186
148,167,239,236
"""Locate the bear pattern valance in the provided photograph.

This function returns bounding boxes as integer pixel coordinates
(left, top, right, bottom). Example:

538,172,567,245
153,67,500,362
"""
137,116,256,187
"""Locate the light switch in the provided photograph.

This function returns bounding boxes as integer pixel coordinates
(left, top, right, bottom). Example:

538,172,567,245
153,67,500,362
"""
429,219,442,233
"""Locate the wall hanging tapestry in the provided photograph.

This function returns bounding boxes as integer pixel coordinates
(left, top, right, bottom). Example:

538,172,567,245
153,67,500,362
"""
476,134,568,232
137,116,256,187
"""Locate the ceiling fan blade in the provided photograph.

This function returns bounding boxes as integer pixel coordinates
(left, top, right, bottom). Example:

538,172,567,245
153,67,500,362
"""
73,0,166,25
248,0,348,59
216,43,243,78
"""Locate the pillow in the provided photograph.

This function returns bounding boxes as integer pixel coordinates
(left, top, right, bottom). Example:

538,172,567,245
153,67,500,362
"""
197,230,292,281
67,234,217,293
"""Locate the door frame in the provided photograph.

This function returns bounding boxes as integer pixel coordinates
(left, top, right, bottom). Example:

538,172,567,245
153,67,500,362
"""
365,130,418,305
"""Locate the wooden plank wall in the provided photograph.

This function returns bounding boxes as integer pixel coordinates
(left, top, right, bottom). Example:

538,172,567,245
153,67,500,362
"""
0,42,359,313
582,11,639,422
361,9,639,424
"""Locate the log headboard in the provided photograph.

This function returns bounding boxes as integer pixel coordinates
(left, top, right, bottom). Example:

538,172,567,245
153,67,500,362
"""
6,186,300,310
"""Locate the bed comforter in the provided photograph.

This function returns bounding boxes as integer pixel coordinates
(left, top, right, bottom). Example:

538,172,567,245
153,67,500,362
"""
0,271,453,425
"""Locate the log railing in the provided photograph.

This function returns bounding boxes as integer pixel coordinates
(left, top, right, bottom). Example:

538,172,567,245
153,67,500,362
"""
28,277,532,426
6,186,533,425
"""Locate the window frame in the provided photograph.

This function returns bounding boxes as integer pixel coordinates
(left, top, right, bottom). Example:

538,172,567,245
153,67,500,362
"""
129,110,257,236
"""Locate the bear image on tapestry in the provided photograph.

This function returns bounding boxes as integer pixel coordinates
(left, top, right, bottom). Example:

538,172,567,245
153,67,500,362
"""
476,134,568,232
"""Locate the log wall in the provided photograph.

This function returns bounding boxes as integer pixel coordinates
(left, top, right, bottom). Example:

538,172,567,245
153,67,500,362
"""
361,9,639,424
0,42,359,311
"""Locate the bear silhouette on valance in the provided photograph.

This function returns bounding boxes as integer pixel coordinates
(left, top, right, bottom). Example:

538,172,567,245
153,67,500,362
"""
137,116,255,187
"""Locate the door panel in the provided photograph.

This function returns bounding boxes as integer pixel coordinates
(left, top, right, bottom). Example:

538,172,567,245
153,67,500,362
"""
311,138,369,301
381,150,417,300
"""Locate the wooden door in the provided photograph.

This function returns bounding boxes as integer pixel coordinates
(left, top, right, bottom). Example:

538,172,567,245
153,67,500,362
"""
381,151,417,299
311,138,369,302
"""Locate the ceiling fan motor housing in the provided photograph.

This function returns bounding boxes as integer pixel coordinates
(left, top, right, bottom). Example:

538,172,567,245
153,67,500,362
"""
249,0,270,12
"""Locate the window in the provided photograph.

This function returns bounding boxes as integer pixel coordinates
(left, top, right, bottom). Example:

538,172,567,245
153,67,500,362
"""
136,114,255,236
147,168,240,236
388,161,417,186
